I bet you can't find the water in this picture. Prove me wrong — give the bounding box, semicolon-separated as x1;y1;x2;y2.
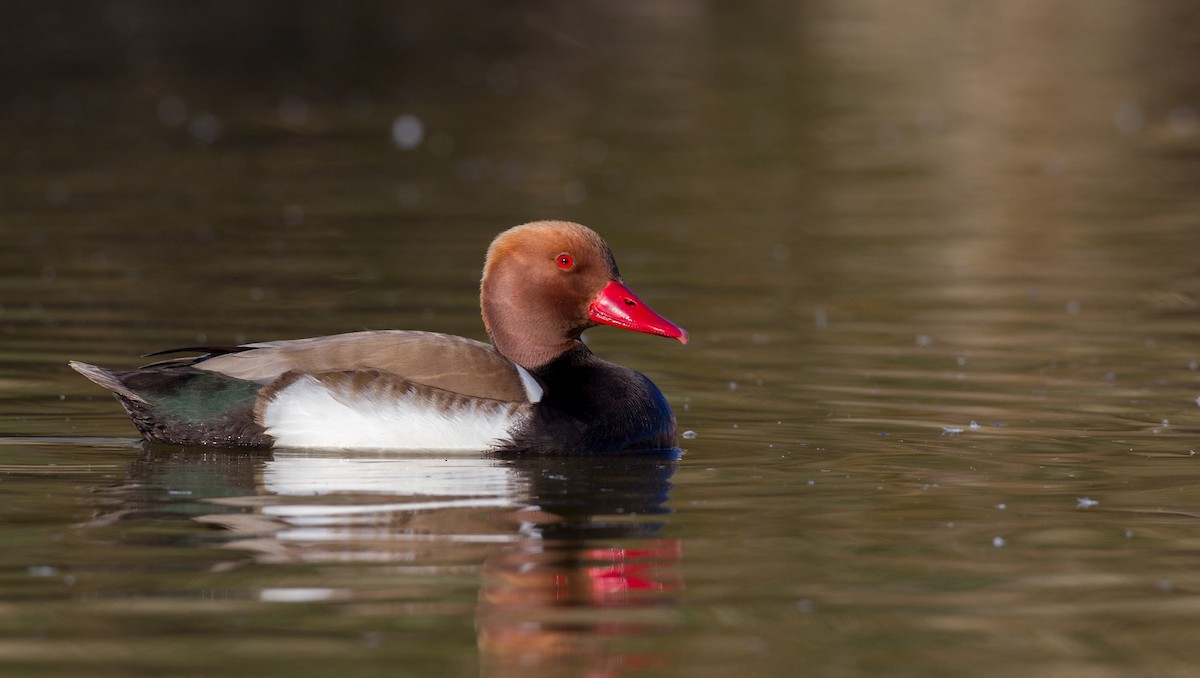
5;2;1200;676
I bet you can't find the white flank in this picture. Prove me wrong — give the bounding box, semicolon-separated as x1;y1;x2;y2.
262;375;521;450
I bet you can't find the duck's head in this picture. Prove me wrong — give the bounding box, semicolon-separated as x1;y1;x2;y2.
480;220;687;369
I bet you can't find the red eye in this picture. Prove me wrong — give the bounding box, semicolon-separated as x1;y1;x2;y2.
556;253;575;270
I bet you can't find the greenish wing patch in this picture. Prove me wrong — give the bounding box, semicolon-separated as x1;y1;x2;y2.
152;372;263;422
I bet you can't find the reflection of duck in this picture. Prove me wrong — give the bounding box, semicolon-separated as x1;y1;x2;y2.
90;446;681;676
477;537;682;678
70;221;687;454
202;449;680;565
476;454;683;678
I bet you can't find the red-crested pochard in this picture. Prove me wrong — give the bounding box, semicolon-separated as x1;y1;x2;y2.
70;221;688;454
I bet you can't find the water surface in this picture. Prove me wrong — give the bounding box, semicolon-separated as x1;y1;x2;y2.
4;2;1200;676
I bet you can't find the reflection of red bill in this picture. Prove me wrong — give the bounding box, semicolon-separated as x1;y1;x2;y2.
584;539;683;598
477;537;683;675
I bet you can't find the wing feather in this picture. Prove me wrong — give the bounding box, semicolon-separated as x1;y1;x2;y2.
195;330;536;403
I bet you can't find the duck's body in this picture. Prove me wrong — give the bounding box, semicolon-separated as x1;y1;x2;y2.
70;221;687;454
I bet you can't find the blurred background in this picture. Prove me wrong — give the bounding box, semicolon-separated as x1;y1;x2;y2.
5;2;1200;676
4;1;1200;348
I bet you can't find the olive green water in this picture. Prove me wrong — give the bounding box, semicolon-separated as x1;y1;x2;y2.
5;2;1200;676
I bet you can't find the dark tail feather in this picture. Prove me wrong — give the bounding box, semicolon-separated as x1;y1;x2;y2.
68;360;270;447
140;345;253;369
68;361;151;405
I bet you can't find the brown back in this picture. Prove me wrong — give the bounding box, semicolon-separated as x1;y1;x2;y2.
196;330;533;402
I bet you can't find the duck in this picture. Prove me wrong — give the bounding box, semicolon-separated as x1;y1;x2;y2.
69;220;688;454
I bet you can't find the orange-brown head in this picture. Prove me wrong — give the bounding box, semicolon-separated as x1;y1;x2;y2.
480;220;687;369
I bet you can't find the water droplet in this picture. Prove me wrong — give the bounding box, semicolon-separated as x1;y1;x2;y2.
1114;102;1144;135
1042;153;1066;176
157;95;187;127
581;138;608;164
486;61;520;95
188;112;223;144
278;96;310;126
281;204;303;226
1168;106;1198;136
681;430;697;440
563;181;586;204
46;182;70;205
397;183;421;206
391;114;424;150
992;536;1005;548
876;122;902;147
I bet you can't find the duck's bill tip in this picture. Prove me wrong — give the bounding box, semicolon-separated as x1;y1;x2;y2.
588;280;688;345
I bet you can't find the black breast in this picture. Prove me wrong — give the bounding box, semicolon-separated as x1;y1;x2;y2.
500;344;678;455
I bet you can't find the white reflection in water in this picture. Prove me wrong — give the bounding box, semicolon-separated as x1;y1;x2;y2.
206;451;534;555
262;450;523;499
